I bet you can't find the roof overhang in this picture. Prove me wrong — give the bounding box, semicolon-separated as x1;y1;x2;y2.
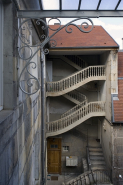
49;48;118;55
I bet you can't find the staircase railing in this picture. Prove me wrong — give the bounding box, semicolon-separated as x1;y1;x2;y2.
62;169;112;185
46;101;105;133
86;146;91;171
66;90;87;103
64;55;87;68
61;100;87;118
46;65;105;93
94;169;112;185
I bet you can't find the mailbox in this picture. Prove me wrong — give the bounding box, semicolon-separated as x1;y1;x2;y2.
66;156;78;166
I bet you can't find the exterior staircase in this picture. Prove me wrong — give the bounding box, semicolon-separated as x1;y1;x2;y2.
46;101;105;137
87;139;107;171
46;65;106;97
48;55;87;71
62;169;112;185
89;147;106;170
64;55;87;70
63;90;87;104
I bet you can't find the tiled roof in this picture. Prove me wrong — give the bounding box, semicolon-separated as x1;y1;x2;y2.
49;25;119;48
113;52;123;122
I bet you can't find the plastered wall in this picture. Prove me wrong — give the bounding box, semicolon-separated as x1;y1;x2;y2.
0;2;42;185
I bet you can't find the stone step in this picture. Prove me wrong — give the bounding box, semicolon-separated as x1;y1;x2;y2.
89;147;102;152
91;161;106;165
89;152;103;156
90;156;105;161
88;141;101;148
97;184;113;185
91;166;106;170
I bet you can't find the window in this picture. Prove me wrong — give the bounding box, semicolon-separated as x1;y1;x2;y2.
0;2;3;111
50;144;58;148
63;146;69;152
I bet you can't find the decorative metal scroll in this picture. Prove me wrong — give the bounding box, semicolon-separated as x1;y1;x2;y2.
18;17;93;95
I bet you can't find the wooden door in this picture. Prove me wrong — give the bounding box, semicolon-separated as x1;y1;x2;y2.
47;138;61;174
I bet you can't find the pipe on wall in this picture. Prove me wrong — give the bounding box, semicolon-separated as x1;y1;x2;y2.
41;49;45;185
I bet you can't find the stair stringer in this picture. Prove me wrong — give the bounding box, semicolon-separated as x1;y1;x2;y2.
63;94;80;104
46;112;105;137
46;76;106;97
48;55;83;70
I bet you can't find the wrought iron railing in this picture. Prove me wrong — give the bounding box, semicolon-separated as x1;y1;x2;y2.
86;146;91;171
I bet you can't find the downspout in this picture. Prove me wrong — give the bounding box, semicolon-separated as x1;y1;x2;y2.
41;48;45;185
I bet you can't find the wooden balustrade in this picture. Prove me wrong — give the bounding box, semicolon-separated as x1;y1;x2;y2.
46;66;105;93
46;101;105;133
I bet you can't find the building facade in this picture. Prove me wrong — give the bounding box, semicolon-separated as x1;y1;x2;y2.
0;1;123;185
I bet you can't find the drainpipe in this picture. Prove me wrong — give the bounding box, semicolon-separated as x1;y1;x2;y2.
41;48;45;185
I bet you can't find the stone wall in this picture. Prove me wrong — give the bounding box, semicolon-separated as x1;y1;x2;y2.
50;118;98;174
112;125;123;184
0;2;42;185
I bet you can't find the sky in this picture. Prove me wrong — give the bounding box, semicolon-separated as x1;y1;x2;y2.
43;0;123;49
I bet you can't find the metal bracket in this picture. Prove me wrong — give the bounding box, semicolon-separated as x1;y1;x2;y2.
18;17;94;95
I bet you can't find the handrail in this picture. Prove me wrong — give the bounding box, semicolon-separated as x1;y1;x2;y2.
46;101;105;133
46;65;105;93
86;146;91;171
61;100;87;118
62;169;111;185
64;55;87;68
66;90;87;102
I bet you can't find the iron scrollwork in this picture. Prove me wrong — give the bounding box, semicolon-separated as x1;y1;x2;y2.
18;17;93;95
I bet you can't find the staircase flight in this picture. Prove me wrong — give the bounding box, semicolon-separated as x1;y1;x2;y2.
63;90;87;104
46;101;105;137
46;65;106;97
